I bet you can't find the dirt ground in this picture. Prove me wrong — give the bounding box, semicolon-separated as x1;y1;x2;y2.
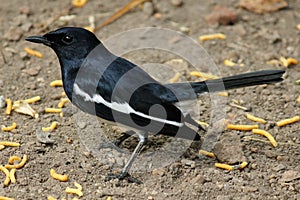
0;0;300;199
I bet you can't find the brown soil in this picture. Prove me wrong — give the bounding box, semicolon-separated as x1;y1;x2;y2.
0;0;299;199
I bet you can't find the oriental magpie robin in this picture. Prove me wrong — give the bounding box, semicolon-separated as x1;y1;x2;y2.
26;27;285;183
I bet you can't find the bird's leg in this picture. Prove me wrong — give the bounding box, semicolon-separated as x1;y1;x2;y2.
105;131;147;184
98;130;133;152
122;132;147;173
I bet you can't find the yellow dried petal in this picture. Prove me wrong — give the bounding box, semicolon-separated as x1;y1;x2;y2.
45;108;62;113
42;122;58;132
21;96;41;104
5;154;28;169
1;122;17;132
24;47;43;58
169;72;181;83
224;59;236;67
199;33;226;41
49;80;63;87
0;141;20;147
72;0;88;8
252;129;277;147
246;113;266;124
199;150;215;158
50;169;68;182
227;124;258;131
276;116;300;127
215;163;234;170
190;71;219;80
5;99;12;115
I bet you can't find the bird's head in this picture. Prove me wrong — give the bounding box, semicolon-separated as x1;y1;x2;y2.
26;27;101;62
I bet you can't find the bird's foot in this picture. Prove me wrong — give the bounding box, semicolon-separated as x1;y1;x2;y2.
105;172;142;184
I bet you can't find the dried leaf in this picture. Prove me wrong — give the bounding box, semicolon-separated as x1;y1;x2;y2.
12;101;39;118
36;130;55;144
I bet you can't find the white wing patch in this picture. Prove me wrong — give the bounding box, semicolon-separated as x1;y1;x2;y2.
73;83;183;127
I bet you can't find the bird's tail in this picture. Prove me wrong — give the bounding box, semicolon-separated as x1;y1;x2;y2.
192;69;285;94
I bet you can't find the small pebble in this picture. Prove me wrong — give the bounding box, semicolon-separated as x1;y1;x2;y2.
213;133;246;164
276;155;283;161
23;66;41;76
62;107;76;117
143;2;154;16
190;174;206;184
264;149;278;158
153;13;162;19
152;168;166;176
250;164;257;171
179;26;190;34
216;195;232;200
0;95;5;108
242;186;258;193
171;0;183;7
205;5;238;25
77;121;87;129
20;51;28;60
181;159;196;168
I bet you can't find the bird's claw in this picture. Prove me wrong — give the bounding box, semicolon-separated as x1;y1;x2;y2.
105;172;142;184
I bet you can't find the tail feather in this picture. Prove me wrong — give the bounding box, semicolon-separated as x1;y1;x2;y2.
163;70;285;102
203;69;285;92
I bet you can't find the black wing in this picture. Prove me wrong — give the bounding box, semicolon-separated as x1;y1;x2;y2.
72;57;200;140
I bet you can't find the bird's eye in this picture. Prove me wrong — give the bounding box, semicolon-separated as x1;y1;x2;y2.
62;35;73;44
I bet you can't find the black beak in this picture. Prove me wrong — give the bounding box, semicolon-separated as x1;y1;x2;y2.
25;35;52;46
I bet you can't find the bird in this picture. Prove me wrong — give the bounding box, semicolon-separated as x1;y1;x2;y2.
26;27;285;184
